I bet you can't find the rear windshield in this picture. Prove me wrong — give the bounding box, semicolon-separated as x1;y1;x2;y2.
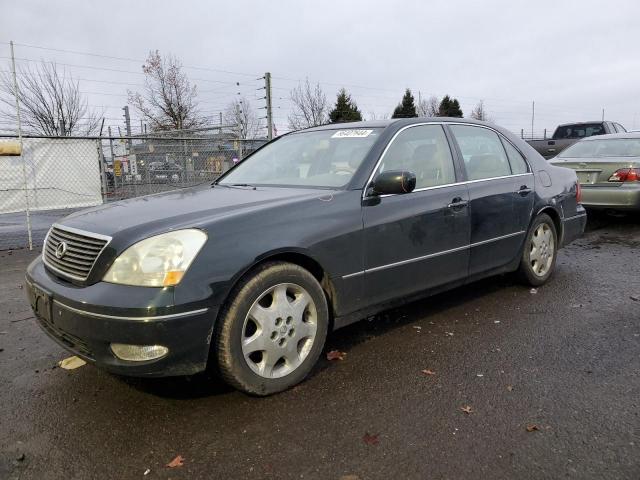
559;138;640;158
554;124;605;139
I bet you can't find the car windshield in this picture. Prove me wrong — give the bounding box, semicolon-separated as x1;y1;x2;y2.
559;138;640;158
218;128;381;188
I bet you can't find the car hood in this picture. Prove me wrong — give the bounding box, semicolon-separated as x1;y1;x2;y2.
59;185;337;238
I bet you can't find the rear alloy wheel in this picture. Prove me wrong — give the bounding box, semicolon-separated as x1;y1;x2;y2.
518;213;558;286
214;262;328;395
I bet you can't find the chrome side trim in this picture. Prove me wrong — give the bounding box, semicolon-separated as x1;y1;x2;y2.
468;230;526;248
54;300;209;321
563;212;588;221
340;230;526;279
42;223;113;282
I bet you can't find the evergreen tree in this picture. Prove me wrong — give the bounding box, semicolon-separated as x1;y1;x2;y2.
438;95;452;116
438;95;463;117
449;98;463;117
391;88;418;118
328;89;362;123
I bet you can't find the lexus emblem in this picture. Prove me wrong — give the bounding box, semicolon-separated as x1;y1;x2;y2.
55;241;68;259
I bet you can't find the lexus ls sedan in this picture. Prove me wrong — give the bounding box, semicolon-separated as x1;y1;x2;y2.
26;118;586;395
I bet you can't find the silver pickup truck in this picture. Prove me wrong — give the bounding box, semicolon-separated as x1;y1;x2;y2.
527;121;626;159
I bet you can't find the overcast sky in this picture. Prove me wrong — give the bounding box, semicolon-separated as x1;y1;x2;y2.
2;0;639;136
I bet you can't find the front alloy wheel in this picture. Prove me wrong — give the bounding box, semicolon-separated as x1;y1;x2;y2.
242;283;318;379
214;262;329;395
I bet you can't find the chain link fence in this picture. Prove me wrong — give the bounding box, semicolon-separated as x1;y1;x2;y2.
0;134;266;250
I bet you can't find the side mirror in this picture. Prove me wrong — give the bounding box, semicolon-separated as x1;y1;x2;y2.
370;170;416;196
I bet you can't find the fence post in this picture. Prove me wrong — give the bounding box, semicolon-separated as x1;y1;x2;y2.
97;138;108;203
10;40;33;250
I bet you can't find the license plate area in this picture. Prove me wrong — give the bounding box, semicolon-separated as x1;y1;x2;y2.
576;170;600;185
29;283;53;323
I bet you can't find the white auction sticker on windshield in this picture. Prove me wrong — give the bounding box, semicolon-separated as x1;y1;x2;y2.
331;129;373;138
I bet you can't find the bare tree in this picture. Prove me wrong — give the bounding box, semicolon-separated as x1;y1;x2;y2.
0;61;101;136
128;50;203;131
224;97;263;139
367;111;389;121
288;79;328;131
470;100;492;122
417;95;440;117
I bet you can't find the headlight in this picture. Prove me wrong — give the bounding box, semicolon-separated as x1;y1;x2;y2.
103;229;207;287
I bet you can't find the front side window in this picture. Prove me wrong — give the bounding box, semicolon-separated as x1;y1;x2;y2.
376;124;456;189
450;125;511;181
219;128;381;188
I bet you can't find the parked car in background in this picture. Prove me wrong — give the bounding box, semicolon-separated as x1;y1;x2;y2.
26;118;586;395
549;133;640;211
527;121;625;159
148;161;183;183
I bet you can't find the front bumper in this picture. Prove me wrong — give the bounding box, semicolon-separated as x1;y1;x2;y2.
25;258;218;377
580;184;640;211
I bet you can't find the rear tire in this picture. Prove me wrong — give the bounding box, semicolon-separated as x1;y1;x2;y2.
517;213;558;287
214;261;329;396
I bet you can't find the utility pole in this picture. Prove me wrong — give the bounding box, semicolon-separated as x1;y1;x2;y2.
265;72;273;140
122;106;132;136
530;101;535;139
601;108;605;121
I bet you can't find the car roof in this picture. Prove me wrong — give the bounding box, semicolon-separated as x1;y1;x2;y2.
556;121;611;127
580;132;640;141
299;117;500;133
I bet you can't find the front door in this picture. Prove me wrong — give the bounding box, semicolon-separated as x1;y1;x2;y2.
362;124;470;305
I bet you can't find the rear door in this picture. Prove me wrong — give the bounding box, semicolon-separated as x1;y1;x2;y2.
361;124;470;304
448;124;529;276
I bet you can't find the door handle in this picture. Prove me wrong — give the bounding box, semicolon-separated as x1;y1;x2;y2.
517;185;532;196
447;197;468;209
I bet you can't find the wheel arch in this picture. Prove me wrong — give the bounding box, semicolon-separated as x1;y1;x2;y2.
222;248;338;324
534;205;563;244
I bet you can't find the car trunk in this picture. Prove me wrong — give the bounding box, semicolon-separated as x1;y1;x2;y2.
551;157;640;186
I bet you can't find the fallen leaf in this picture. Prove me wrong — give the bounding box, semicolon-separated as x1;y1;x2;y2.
340;475;361;480
327;350;346;361
526;424;539;432
166;455;185;468
506;385;513;392
460;405;473;414
630;295;639;302
58;356;86;370
362;432;379;445
421;369;436;376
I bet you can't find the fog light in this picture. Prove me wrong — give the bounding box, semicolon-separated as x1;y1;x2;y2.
111;343;168;361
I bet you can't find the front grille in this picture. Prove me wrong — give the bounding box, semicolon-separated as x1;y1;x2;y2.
43;225;110;281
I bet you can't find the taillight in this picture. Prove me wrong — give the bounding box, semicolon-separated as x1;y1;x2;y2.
608;168;640;182
575;181;582;203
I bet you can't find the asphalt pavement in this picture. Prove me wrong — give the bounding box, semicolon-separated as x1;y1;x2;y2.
0;213;639;479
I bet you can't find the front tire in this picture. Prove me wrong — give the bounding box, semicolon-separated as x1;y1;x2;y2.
517;213;558;286
214;261;329;396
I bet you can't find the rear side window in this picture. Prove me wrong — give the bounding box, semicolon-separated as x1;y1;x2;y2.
377;124;456;189
501;138;529;174
614;123;626;133
450;125;511;181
